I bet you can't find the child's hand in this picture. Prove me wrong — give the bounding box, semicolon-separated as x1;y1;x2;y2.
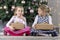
32;26;35;29
41;22;48;24
9;26;14;30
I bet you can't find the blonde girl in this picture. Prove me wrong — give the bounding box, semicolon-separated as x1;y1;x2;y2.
31;4;58;37
4;6;30;36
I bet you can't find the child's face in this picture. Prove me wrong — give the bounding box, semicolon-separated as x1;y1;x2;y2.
16;7;24;16
38;8;43;15
38;8;46;16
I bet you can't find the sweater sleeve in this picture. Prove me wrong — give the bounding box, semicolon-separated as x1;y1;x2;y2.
23;17;27;27
6;16;15;27
32;15;38;28
48;16;53;24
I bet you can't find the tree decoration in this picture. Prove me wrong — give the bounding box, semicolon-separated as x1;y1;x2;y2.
11;5;15;9
21;0;25;4
30;9;34;13
25;11;27;13
42;0;48;2
6;11;9;14
28;6;31;9
32;2;35;5
35;3;38;6
3;5;7;9
40;0;43;2
14;0;17;3
33;0;36;2
0;6;2;9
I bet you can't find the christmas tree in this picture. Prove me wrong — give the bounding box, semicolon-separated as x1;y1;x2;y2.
0;0;48;26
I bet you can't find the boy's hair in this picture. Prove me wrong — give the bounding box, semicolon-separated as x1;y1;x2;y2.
14;6;24;16
38;4;50;13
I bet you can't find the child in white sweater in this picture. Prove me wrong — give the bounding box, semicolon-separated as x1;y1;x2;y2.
4;6;30;36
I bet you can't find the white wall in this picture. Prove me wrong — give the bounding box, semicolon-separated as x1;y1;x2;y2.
48;0;60;33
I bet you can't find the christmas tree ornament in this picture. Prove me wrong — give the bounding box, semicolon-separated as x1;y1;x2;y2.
30;9;34;13
12;5;15;9
14;0;17;2
28;6;31;9
25;11;27;13
33;0;36;2
21;0;25;4
6;11;9;14
42;0;47;2
32;2;35;5
0;7;2;9
4;6;7;9
40;0;43;2
11;8;14;11
35;3;38;6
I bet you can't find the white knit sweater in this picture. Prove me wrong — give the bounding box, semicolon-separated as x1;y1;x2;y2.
6;16;27;27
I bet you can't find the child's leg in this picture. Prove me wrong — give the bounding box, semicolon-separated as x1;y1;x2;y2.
8;26;31;36
3;26;30;36
42;30;58;37
30;29;37;36
3;27;10;35
51;30;58;37
17;26;31;36
4;27;24;36
3;30;7;35
4;26;26;36
24;26;31;36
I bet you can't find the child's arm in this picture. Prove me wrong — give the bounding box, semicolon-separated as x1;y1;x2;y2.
32;15;38;28
6;16;15;27
49;16;53;24
23;17;27;27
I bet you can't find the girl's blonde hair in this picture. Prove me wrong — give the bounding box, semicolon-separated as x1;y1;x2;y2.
14;6;24;16
38;4;50;13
